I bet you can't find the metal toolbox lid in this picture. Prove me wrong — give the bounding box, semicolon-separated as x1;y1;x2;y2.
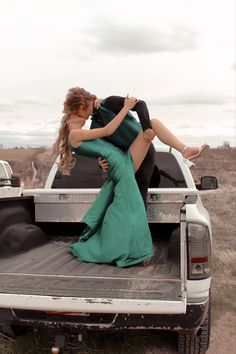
34;193;98;204
25;188;198;205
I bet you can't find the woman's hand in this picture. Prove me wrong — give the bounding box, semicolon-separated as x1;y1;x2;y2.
124;95;138;110
94;98;101;109
98;157;109;172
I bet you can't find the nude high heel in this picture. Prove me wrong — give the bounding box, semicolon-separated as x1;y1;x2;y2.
182;144;209;167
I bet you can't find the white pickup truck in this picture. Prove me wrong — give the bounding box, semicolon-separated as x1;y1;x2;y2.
0;160;22;198
0;146;218;353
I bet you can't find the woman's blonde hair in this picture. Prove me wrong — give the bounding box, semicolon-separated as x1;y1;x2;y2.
52;87;96;175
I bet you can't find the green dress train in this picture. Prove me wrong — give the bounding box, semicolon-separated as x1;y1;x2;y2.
69;138;154;267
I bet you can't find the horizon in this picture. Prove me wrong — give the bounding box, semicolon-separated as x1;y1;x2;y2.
0;140;235;150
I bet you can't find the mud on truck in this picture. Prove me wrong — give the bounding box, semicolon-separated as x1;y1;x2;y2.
0;146;218;353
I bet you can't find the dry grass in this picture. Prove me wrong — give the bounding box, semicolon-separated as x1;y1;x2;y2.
0;147;235;353
0;147;52;188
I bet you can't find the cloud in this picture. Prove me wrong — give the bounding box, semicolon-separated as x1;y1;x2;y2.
171;133;236;147
0;129;55;147
0;99;14;112
176;124;208;129
0;129;54;138
223;109;236;113
15;95;52;106
0;95;52;113
47;120;60;126
83;19;199;56
148;94;234;106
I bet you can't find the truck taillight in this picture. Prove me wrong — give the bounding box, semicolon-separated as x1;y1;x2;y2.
187;223;211;280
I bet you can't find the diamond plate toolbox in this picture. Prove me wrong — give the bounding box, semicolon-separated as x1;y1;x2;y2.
35;192;98;222
34;189;198;223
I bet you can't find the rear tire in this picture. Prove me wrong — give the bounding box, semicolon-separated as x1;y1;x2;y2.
177;304;211;354
0;322;27;338
0;322;15;338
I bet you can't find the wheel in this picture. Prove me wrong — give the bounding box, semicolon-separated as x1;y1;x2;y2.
0;322;27;338
0;322;15;338
177;305;211;354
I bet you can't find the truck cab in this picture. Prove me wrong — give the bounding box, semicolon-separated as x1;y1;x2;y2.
0;160;13;186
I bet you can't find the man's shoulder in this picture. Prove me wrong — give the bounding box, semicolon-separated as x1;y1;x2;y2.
102;96;124;114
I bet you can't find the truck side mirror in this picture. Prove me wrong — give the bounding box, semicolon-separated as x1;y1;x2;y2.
198;176;218;190
11;175;21;187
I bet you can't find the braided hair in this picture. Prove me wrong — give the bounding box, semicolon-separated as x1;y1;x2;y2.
52;87;96;175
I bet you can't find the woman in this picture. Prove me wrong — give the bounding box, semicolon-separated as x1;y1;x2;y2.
53;87;208;267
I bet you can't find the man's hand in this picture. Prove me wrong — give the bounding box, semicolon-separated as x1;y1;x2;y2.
98;157;109;172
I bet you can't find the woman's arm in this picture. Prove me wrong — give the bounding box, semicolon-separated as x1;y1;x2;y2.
69;97;138;146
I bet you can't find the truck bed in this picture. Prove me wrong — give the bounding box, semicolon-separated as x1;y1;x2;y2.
0;239;181;301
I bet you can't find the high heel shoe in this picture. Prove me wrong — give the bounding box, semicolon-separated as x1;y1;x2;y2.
182;144;209;167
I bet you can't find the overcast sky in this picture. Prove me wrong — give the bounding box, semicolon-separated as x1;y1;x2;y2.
0;0;235;148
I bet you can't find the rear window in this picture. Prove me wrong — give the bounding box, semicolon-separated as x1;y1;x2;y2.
52;155;103;189
150;152;187;188
4;163;12;178
52;151;186;189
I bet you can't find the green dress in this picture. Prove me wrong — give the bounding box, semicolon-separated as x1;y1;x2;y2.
69;138;154;267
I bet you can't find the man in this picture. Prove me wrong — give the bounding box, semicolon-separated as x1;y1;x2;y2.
90;95;156;205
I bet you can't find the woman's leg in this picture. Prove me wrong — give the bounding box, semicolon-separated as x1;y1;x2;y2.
129;129;155;172
129;118;208;172
150;118;204;159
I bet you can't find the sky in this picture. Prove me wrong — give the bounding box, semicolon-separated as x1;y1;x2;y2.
0;0;235;148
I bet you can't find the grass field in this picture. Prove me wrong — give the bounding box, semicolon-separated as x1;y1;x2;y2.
0;147;235;353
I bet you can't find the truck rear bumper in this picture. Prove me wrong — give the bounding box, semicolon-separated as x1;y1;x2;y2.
0;291;186;315
0;299;209;334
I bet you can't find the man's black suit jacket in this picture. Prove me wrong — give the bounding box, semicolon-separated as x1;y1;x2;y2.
91;96;155;205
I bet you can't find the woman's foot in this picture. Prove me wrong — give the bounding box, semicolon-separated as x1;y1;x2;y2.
182;144;209;160
137;257;154;267
181;144;209;167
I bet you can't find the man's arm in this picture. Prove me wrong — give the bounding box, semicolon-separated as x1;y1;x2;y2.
104;96;152;131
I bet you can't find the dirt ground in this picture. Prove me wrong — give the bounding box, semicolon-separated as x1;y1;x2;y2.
0;147;235;353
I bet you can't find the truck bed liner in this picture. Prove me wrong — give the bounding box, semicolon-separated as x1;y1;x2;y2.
0;240;180;301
